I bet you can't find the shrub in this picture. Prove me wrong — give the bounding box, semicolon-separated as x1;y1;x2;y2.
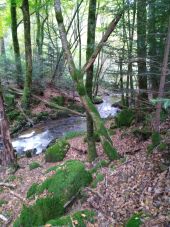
45;139;70;162
4;94;15;106
115;109;134;127
152;132;161;147
46;210;96;227
51;96;65;106
7;110;20;122
27;183;39;198
125;213;142;227
29;162;41;170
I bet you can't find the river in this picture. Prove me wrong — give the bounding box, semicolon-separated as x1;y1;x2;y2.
12;95;120;155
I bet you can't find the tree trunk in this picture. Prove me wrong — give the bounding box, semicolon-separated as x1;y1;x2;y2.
21;0;32;109
10;0;23;86
85;0;97;161
55;0;121;160
137;0;147;101
154;19;170;132
0;83;16;166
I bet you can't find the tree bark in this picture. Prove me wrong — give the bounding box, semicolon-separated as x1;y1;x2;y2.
0;83;16;166
86;0;97;161
10;0;23;86
55;0;121;160
21;0;32;109
154;19;170;132
137;0;147;101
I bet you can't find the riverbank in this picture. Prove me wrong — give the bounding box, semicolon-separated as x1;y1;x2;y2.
0;124;169;226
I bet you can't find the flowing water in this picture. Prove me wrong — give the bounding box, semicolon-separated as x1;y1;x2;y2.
12;95;120;155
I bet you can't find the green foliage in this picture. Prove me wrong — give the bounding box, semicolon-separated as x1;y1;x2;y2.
27;160;92;205
27;183;39;199
152;132;161;147
158;142;167;151
125;213;142;227
132;128;152;141
7;110;20;122
77;81;86;96
147;144;155;154
51;96;65;106
6;175;16;182
29;162;41;170
64;131;85;140
115;109;134;127
0;199;7;207
151;98;170;109
91;173;104;188
46;210;96;227
4;93;15;106
36;111;49;121
13;197;64;227
45;139;70;162
103;141;119;160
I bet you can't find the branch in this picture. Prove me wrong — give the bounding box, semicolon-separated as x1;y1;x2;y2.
0;182;16;189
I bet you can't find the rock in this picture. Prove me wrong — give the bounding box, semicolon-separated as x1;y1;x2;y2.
45;139;70;162
111;101;123;109
92;96;103;104
15;160;92;226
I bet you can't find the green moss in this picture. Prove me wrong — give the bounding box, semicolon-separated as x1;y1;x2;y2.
28;160;92;205
125;213;142;227
152;132;161;147
27;183;39;198
29;162;41;170
91;173;104;188
103;141;119;160
51;96;65;106
7;110;20;122
4;94;15;106
77;81;86;96
46;210;96;227
115;109;134;127
158;142;167;151
45;139;70;162
13;196;64;227
0;199;7;207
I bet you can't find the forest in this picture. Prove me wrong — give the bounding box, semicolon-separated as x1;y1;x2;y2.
0;0;170;226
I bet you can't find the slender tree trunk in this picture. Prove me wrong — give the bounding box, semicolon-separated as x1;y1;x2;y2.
137;0;147;101
154;20;170;132
55;0;121;160
10;0;23;86
0;82;16;166
85;0;97;161
21;0;32;109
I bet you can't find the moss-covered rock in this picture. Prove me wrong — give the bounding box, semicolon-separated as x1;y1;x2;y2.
92;96;103;104
45;139;70;162
46;210;96;227
115;109;134;127
16;161;92;226
29;162;41;170
13;197;64;227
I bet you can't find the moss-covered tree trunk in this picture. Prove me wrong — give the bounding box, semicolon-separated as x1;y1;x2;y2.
137;0;148;101
21;0;32;109
0;82;16;166
55;0;120;160
85;0;97;161
10;0;23;87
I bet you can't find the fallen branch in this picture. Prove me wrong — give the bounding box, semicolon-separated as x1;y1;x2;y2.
16;101;34;126
85;187;104;200
9;86;85;117
0;182;16;189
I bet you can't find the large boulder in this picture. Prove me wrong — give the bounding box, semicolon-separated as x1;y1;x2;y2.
14;160;92;226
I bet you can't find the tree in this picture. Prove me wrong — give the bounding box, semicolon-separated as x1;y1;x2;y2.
10;0;23;86
21;0;32;109
85;0;97;161
55;0;121;160
0;82;16;166
137;0;147;102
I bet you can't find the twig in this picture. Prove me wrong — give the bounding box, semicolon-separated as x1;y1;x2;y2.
70;216;76;227
0;182;16;189
9;190;28;205
85;187;104;200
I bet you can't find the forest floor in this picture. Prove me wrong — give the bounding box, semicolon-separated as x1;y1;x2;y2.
0;125;170;226
0;86;170;226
